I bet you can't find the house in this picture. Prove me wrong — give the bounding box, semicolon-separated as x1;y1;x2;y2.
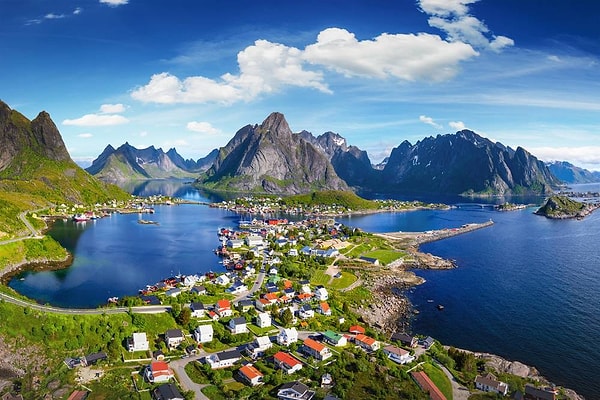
283;287;296;297
165;288;182;297
127;332;149;352
145;361;175;383
226;239;244;248
194;325;213;343
318;302;331;316
383;345;415;365
411;371;447;400
203;349;242;369
237;299;254;312
269;267;279;275
239;364;264;386
215;299;233;317
314;287;329;301
256;312;271;328
265;283;279;293
226;280;248;294
277;327;298;346
348;325;365;335
165;329;184;349
296;292;313;302
228;317;248;334
298;304;315;319
302;338;332;361
321;330;347;347
288;248;298;256
524;384;557;400
273;351;303;374
255;298;271;312
475;373;509;395
246;336;273;359
141;295;161;305
189;302;205;318
83;352;107;366
152;383;184;400
215;274;231;286
277;381;315;400
245;235;264;247
391;332;417;348
153;350;165;361
207;310;219;321
421;336;435;350
191;285;207;295
359;256;380;266
321;373;333;387
354;334;380;352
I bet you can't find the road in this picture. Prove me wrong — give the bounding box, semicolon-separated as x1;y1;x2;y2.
434;360;470;400
170;355;210;400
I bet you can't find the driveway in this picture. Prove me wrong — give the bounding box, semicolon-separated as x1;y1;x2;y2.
170;355;210;400
434;360;470;400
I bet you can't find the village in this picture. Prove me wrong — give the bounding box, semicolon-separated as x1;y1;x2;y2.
55;212;563;400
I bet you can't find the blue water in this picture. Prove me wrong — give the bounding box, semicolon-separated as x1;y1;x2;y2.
9;181;600;398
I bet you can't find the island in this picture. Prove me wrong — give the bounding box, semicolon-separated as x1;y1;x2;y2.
535;195;600;219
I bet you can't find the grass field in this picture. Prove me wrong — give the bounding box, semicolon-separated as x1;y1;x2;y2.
361;249;407;265
422;363;453;400
311;270;357;290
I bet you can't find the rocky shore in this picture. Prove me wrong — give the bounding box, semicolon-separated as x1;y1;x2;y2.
0;253;73;284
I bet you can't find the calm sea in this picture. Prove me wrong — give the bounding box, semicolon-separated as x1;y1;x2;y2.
9;181;600;398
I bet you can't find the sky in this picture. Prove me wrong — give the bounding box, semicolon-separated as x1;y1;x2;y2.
1;0;600;171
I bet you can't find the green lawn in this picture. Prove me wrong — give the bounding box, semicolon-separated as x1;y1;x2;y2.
361;249;406;265
310;270;331;286
422;363;453;400
330;271;358;290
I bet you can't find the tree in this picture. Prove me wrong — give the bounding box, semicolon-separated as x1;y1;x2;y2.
177;307;191;326
281;308;293;326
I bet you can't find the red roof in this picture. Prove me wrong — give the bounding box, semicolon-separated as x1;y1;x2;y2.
355;333;377;346
349;325;365;334
151;361;169;372
216;299;231;309
274;351;301;367
239;364;263;380
411;371;447;400
319;302;330;312
303;338;326;352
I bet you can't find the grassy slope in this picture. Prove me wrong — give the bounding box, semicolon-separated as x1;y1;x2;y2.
280;190;379;209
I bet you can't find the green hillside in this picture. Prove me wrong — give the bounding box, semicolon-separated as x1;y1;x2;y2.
280;190;379;209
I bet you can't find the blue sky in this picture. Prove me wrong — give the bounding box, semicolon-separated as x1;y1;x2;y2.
2;0;600;170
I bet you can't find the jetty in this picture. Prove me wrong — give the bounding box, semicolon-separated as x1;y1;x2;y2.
375;220;494;246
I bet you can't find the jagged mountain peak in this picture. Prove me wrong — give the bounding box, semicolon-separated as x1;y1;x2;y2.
259;112;292;136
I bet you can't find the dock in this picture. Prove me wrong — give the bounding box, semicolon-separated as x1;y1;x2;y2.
376;220;494;246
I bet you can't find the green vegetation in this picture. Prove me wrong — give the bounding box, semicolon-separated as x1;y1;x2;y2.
421;362;453;400
0;236;68;270
280;190;379;210
535;195;588;218
362;249;407;265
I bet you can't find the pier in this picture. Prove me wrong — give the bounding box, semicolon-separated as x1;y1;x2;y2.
375;220;494;246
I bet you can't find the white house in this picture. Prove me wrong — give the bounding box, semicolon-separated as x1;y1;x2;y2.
322;330;347;347
194;325;214;343
274;351;303;374
127;332;149;352
215;299;233;318
204;349;242;369
317;302;331;316
288;248;298;256
226;280;248;294
354;334;380;352
383;345;415;365
239;364;264;386
226;239;244;248
256;312;272;328
228;317;248;334
245;235;264;247
277;327;298;346
314;287;328;301
145;361;174;383
165;329;184;349
190;302;205;318
298;304;314;320
302;338;332;361
475;373;509;396
246;336;273;359
277;381;315;400
215;274;231;286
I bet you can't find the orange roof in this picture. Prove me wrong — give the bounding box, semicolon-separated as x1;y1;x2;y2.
259;298;270;305
151;361;169;372
320;302;330;312
239;364;263;380
283;279;293;289
297;293;312;300
411;371;447;400
216;299;230;309
274;351;301;367
264;293;279;301
279;295;290;302
349;325;365;334
303;338;326;352
355;333;377;346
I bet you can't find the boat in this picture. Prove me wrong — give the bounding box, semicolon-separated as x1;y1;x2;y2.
437;304;444;310
72;214;89;222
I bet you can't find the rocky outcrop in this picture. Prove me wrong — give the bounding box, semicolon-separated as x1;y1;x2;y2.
200;112;348;194
381;130;560;195
535;195;599;219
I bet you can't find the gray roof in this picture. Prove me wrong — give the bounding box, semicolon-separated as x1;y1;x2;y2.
232;316;247;324
153;383;183;400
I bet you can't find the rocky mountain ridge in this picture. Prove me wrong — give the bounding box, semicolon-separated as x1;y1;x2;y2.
546;161;600;184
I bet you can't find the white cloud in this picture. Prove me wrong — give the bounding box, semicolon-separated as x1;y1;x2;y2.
99;103;126;113
419;115;442;129
530;146;600;171
63;114;129;126
449;121;466;130
419;0;513;52
99;0;128;6
304;28;477;82
187;121;221;135
78;133;93;138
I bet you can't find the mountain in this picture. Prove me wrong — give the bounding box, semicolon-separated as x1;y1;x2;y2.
198;112;347;194
381;130;560;195
0;100;128;237
546;161;600;184
298;131;376;188
86;143;214;182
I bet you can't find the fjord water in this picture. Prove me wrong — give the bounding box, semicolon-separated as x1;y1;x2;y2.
9;181;600;398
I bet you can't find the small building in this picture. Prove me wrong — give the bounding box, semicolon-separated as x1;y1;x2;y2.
165;288;182;297
298;304;315;319
152;383;184;400
204;349;242;369
475;373;509;396
318;302;331;316
194;325;214;343
228;317;248;334
348;325;365;335
359;256;380;266
322;330;347;347
288;248;298;256
239;364;264;386
226;280;248;294
277;381;315;400
83;352;107;366
321;373;333;387
226;239;244;248
191;285;207;295
246;336;273;359
153;350;165;361
314;287;329;301
145;361;175;383
421;336;435;350
277;327;298;346
273;351;303;374
524;384;557;400
354;334;380;352
411;371;447;400
127;332;149;352
165;329;184;349
237;299;254;312
215;274;231;286
245;235;264;247
256;312;272;328
215;299;233;318
190;302;205;318
391;332;417;348
302;338;332;361
383;345;415;365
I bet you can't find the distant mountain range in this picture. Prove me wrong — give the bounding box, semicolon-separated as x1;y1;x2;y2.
86;143;217;182
546;161;600;184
